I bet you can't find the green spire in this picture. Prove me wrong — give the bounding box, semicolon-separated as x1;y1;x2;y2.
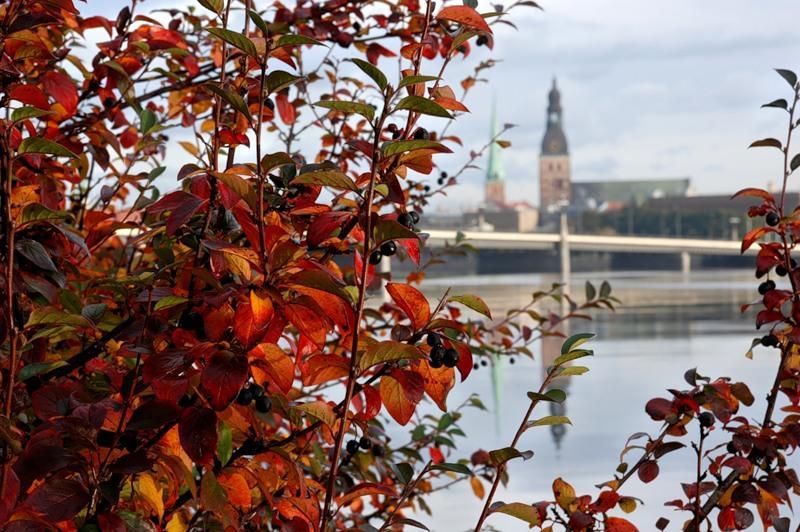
486;99;504;182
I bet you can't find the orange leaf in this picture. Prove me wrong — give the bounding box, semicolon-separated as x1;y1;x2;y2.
337;482;396;507
219;472;251;510
249;343;295;394
233;302;268;349
380;370;424;425
250;289;274;328
606;516;639;532
470;476;485;500
436;6;492;33
386;282;430;330
418;359;455;411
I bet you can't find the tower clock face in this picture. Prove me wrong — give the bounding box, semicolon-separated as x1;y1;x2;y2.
549;140;562;153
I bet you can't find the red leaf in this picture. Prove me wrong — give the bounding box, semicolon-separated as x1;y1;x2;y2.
9;85;50;110
436;6;492;33
24;478;89;522
386;282;430;330
201;350;249;410
233;302;268;349
365;43;396;65
147;191;207;236
638;459;659;483
741;226;772;253
429;446;445;464
42;71;78;115
179;407;218;466
284;302;328;348
249;343;295;394
605;516;639;532
380;369;424;425
645;397;673;421
276;90;296;125
731;187;775;203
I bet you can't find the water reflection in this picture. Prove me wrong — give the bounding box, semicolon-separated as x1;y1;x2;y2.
414;270;790;530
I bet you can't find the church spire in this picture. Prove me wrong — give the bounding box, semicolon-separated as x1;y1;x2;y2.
486;99;504;182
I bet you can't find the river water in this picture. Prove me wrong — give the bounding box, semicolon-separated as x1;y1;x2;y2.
403;269;788;531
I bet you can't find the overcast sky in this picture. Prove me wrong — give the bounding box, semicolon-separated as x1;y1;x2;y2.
87;0;800;213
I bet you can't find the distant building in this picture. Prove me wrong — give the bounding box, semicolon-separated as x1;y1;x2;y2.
572;178;691;212
539;79;571;214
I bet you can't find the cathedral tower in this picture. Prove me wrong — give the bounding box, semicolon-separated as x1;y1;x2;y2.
539;78;571;213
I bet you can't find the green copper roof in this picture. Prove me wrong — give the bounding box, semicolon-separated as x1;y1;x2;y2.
486;99;504;182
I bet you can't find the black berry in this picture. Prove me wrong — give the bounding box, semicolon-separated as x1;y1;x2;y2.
473;363;479;370
264;98;275;111
727;442;738;454
236;387;253;406
359;436;371;450
430;346;444;368
413;128;429;140
509;358;515;365
409;211;420;225
352;21;361;31
480;359;488;367
398;212;414;228
250;384;264;398
761;334;779;347
369;251;382;265
179;311;203;332
758;280;776;295
427;333;442;347
371;443;384;457
440;171;448;179
255;396;272;413
476;35;488;46
776;264;788;276
423;185;430;192
766;212;780;226
698;412;715;428
380;241;397;256
443;348;459;368
346;439;360;454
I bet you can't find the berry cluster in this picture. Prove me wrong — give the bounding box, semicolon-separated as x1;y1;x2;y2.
236;383;272;413
369;240;398;265
345;435;383;457
427;333;459;369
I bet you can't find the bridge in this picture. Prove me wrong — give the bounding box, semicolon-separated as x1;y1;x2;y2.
418;213;752;279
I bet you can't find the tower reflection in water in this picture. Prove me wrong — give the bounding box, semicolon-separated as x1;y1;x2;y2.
541;324;571;450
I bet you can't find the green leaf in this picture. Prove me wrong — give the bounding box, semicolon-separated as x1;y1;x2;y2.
15;238;57;271
276;34;325;47
217;423;232;464
261;152;293;173
11;107;52;122
490;502;540;526
358;341;425;371
205;82;252;122
248;11;269;36
762;98;788;110
585;281;596;301
153;295;188;311
526;415;571;429
207;27;258;57
599;280;611;298
25;307;92;329
561;333;594;354
373;219;418;245
776;68;798;88
431;462;472;475
265;70;302;94
395;95;452;118
314;100;375;121
18;361;67;382
292;170;358;192
398;75;439;89
381;139;451;157
556;365;589;376
18;138;78;159
198;0;223;14
390;462;415;484
527;388;567;403
488;447;533;466
448;294;491;319
140;108;156;134
791;153;800;173
349;58;388;91
20;204;71;224
552;349;592;366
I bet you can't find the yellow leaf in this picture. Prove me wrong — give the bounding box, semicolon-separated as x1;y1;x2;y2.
138;473;164;519
470;476;485;499
166;513;187;532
